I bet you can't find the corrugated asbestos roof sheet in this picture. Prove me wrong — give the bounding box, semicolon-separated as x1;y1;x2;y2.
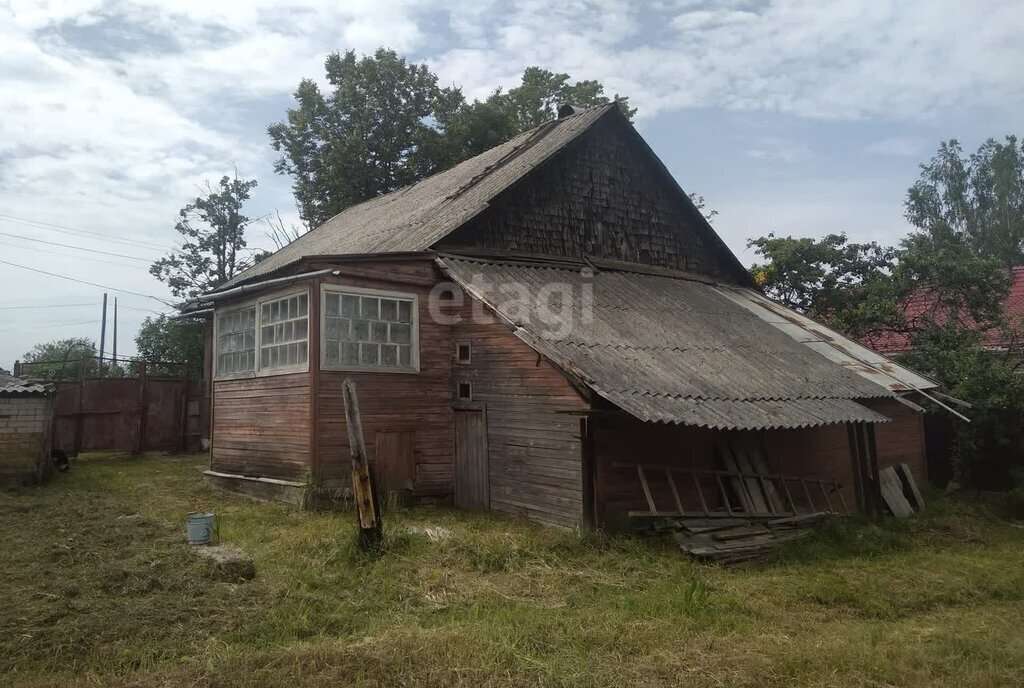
0;375;51;396
216;105;617;292
713;286;939;393
438;256;893;430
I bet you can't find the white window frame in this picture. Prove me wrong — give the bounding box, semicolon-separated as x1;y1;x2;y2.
213;286;311;380
320;284;420;374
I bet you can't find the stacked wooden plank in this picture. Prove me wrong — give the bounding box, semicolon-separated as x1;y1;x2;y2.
656;513;827;564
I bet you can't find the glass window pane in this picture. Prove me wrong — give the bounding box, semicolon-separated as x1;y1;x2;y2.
326;341;340;363
325;294;340;316
298;295;308;317
398;301;412;323
380;299;398;321
361;297;379;320
370;321;388;343
381;344;398;366
390;323;411;345
398;345;411;367
341;342;359;364
341;295;359;317
360;343;379;365
352;319;369;342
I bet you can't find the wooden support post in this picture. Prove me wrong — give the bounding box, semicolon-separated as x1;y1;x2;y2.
846;423;866;513
308;279;322;485
342;379;382;549
865;424;882;521
579;417;596;533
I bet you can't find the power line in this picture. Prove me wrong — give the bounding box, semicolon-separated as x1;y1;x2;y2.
0;258;171;304
0;319;98;334
0;302;97;310
0;213;173;252
0;230;153;262
0;239;151;271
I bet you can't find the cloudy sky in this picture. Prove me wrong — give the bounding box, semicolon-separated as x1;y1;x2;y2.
1;0;1023;368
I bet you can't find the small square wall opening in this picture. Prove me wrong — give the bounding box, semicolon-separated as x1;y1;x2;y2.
457;381;472;400
456;341;471;364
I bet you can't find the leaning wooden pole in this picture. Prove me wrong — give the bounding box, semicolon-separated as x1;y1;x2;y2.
342;379;383;549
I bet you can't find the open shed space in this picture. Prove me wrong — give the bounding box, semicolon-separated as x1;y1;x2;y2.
2;454;1024;688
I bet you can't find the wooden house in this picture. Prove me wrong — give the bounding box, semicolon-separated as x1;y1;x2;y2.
198;104;939;529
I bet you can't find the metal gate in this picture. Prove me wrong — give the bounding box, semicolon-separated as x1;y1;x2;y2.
18;359;207;455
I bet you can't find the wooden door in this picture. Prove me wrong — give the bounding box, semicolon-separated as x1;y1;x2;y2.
454;409;489;510
375;430;415;493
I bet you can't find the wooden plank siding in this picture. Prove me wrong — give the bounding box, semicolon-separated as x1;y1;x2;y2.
592;415;720;531
211;373;311;480
761;399;927;513
314;264;454;495
451;303;589;528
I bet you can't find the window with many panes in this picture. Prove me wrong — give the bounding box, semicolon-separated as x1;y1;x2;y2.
323;288;417;371
260;293;309;370
216;305;256;374
215;290;310;378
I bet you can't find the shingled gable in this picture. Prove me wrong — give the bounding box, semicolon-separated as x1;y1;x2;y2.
214;104;753;292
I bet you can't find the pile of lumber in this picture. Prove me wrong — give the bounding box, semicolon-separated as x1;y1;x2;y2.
654;513;828;564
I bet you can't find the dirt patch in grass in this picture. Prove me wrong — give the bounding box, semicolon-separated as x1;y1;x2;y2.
2;454;1023;687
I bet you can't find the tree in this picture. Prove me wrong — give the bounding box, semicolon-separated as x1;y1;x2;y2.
269;49;635;227
135;315;204;377
21;337;96;380
151;174;260;300
747;233;898;336
906;136;1024;266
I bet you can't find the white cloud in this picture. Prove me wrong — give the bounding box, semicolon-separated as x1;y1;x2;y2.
746;137;814;163
2;0;1023;365
865;136;928;158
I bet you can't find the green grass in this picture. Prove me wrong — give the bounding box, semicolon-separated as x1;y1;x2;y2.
2;453;1023;687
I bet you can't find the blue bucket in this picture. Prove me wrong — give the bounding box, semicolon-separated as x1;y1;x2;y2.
186;512;216;545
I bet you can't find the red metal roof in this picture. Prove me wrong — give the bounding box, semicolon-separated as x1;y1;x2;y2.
864;266;1024;354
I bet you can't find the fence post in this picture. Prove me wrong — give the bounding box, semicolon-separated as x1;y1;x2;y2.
134;361;148;454
178;362;190;453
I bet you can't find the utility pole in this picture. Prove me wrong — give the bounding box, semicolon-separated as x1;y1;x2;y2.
99;292;108;375
112;297;118;367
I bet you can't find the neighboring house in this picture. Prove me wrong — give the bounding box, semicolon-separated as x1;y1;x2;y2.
197;104;938;529
864;266;1024;356
0;375;54;487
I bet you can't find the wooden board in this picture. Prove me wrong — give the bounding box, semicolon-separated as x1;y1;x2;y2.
897;462;925;511
454;409;489;510
879;466;914;518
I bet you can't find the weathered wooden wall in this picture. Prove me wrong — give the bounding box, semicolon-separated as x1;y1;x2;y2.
314;262;453;496
439;115;746;284
592;415;719;530
593;400;927;529
762;399;926;511
211;373;310;480
451;303;588;528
